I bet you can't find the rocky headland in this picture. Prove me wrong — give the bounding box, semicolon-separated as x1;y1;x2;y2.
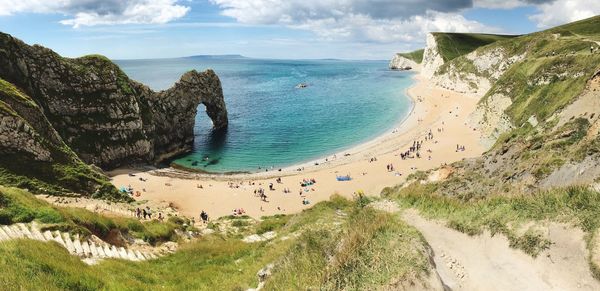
389;54;417;70
0;32;228;198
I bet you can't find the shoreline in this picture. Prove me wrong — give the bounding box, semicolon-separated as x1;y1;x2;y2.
166;71;418;177
109;68;487;220
129;71;418;181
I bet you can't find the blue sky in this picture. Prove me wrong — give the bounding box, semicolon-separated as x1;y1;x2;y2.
0;0;597;60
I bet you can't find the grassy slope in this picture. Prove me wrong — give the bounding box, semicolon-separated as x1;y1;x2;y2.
432;32;517;62
265;200;431;290
383;183;600;277
0;193;432;290
398;49;424;64
485;15;600;127
425;16;600;194
482;17;600;178
378;15;600;276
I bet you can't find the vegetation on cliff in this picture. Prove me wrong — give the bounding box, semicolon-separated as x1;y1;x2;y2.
398;49;424;64
432;32;517;62
378;15;600;279
0;78;125;200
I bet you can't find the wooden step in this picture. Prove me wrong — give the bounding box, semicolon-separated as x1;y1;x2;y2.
89;241;100;257
72;234;84;255
118;247;128;259
1;225;16;238
42;230;54;241
135;250;146;260
127;249;138;261
17;224;34;239
30;225;46;241
53;231;66;247
110;245;120;258
62;232;76;254
9;225;24;238
103;245;114;258
0;226;9;241
81;240;92;257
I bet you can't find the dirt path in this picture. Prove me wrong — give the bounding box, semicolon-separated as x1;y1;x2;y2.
402;209;600;291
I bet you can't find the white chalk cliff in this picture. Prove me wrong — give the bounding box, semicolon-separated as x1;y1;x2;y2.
421;34;445;78
389;54;418;70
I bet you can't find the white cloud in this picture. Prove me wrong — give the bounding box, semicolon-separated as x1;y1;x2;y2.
211;0;474;23
528;0;600;28
210;0;501;43
0;0;190;27
292;12;499;43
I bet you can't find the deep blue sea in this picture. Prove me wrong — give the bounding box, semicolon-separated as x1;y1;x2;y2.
115;56;413;173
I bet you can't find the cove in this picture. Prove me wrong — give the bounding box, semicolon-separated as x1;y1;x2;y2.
116;57;414;173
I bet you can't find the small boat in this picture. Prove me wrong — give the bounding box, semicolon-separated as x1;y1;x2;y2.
295;83;308;89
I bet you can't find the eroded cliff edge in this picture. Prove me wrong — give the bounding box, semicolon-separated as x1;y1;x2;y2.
0;32;228;198
0;32;227;169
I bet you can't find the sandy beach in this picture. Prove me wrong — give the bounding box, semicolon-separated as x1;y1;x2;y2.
109;72;486;220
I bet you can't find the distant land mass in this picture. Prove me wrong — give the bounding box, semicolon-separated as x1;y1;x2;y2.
185;54;247;59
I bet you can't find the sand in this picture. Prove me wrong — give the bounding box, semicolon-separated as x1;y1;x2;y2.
109;73;486;220
403;209;600;290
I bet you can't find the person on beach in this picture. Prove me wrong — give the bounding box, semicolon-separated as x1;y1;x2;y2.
200;211;209;224
136;208;141;219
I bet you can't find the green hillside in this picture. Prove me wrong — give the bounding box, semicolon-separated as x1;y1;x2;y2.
385;15;600;276
482;15;600;127
398;49;424;64
0;189;432;290
432;32;518;61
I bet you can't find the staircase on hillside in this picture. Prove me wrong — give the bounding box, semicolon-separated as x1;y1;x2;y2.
0;222;166;264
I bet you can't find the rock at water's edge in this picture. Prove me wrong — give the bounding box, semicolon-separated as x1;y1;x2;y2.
389;54;417;71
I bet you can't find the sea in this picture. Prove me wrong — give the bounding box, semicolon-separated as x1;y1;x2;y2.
115;56;414;173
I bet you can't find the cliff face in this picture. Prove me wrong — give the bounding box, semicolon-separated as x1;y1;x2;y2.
0;32;228;169
411;16;600;197
0;78;123;199
421;34;445;78
389;54;417;70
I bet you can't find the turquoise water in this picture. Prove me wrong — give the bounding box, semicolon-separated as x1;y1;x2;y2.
116;57;413;173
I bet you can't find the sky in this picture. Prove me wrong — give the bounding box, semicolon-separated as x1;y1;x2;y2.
0;0;598;60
